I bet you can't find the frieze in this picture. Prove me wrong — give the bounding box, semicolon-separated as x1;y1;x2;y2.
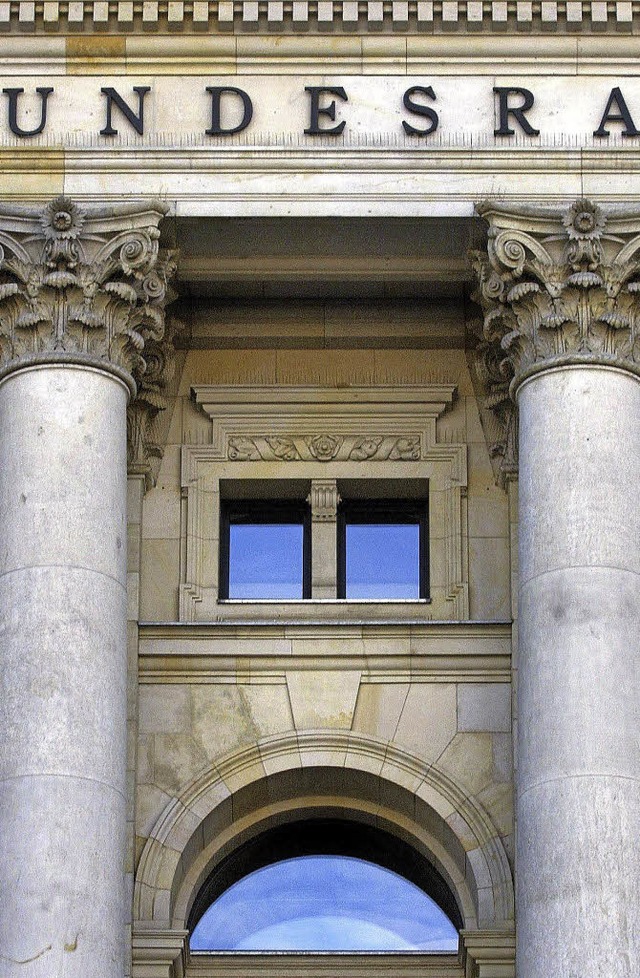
2;83;640;144
227;434;421;461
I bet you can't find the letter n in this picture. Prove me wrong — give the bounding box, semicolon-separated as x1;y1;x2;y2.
100;87;150;136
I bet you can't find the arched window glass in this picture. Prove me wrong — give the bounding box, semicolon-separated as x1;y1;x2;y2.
190;854;459;952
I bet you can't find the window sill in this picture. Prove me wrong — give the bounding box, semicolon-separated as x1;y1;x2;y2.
209;599;434;625
187;950;462;978
218;599;432;604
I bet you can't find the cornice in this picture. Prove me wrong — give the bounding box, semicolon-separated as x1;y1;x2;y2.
1;0;639;34
2;33;640;74
186;953;464;978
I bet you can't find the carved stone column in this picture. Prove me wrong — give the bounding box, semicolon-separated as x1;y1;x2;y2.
472;199;640;978
0;197;175;978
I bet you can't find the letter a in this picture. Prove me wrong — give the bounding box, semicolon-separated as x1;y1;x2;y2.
593;87;640;138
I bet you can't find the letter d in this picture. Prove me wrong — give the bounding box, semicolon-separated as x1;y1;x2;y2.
205;87;253;136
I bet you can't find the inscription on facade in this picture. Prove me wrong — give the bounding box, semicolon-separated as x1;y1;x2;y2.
1;83;638;140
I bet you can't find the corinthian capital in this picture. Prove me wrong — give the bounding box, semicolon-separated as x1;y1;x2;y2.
0;196;179;485
0;195;177;392
471;199;640;393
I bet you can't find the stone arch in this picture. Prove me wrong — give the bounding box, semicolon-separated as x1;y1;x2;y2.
133;731;514;935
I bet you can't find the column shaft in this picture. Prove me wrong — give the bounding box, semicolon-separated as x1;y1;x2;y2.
0;365;129;978
516;365;640;977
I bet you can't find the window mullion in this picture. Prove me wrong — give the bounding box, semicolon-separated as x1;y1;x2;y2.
307;479;340;599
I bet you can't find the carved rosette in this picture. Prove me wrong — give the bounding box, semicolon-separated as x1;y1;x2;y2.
0;196;178;481
471;199;640;394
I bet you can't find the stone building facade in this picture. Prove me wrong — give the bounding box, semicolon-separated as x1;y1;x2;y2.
0;5;638;978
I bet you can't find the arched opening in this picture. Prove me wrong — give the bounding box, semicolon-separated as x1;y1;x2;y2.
133;732;515;940
188;817;462;952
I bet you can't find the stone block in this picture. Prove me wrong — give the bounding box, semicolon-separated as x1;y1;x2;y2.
492;732;514;782
286;670;362;730
393;683;457;761
153;734;210;794
142;488;181;540
437;732;494;797
137;735;155;783
468;537;511;621
477;780;514;837
139;538;180;622
467;492;509;540
240;684;295;739
191;685;262;760
139;685;190;735
457;683;511;732
352;682;410;741
136;783;174;838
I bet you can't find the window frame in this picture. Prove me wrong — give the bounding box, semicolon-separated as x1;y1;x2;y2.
219;499;312;601
336;498;430;601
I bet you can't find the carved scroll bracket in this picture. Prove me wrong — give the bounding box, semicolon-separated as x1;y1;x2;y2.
307;479;341;522
0;195;180;486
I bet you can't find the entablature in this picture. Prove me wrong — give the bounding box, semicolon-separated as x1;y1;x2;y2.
138;620;513;683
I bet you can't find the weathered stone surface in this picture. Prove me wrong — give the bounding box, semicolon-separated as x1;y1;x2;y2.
516;355;640;974
0;365;129;978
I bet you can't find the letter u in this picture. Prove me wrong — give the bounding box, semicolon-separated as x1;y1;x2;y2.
3;87;53;137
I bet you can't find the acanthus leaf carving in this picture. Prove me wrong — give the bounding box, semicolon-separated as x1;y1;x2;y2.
127;316;184;489
265;436;300;461
388;436;421;460
225;433;423;462
349;437;383;460
0;196;180;486
469;198;640;484
471;199;640;393
228;436;261;461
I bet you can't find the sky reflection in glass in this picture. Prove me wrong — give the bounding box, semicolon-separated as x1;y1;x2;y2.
228;523;304;599
345;524;420;599
190;855;458;952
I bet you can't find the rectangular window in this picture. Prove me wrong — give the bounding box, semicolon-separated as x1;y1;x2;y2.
337;499;429;600
219;500;311;600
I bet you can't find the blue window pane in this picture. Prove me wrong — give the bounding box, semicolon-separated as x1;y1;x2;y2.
346;523;420;599
190;855;459;952
228;523;304;599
